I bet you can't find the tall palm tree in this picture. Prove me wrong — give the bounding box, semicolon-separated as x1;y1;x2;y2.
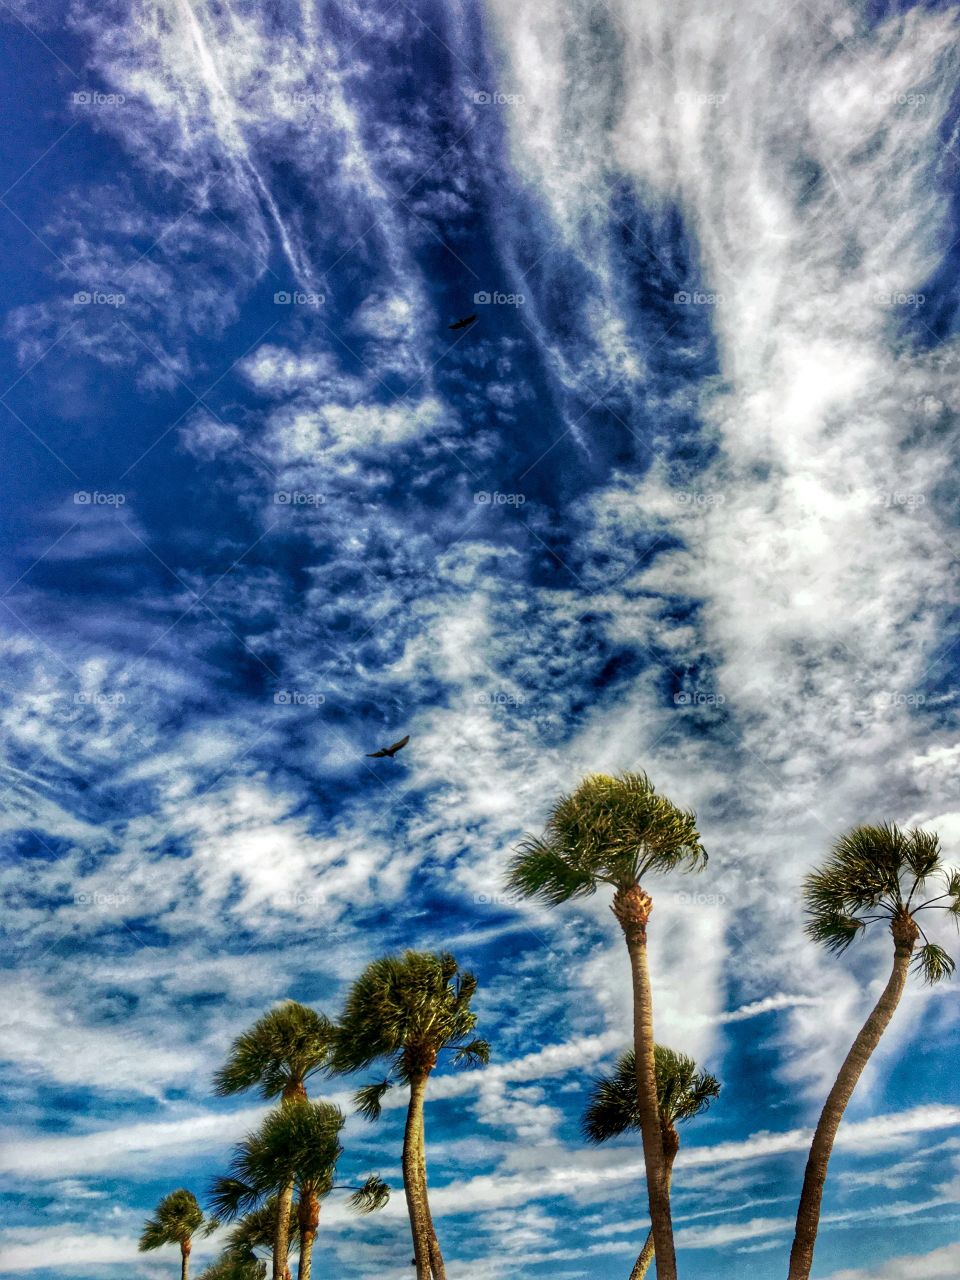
139;1189;215;1280
332;951;489;1280
787;823;959;1280
210;1101;388;1280
508;771;706;1280
213;1002;335;1280
584;1046;720;1279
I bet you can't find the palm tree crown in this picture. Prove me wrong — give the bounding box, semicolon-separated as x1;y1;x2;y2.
507;771;705;906
583;1046;720;1144
804;822;960;981
213;1002;336;1102
139;1189;212;1253
333;951;489;1104
209;1101;346;1221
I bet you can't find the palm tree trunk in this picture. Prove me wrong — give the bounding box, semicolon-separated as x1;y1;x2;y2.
419;1123;446;1280
403;1074;434;1280
787;918;918;1280
630;1138;678;1280
613;885;677;1280
297;1188;319;1280
180;1240;191;1280
273;1178;296;1280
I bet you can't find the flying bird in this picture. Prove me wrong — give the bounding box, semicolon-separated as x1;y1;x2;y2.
448;314;477;331
366;734;410;759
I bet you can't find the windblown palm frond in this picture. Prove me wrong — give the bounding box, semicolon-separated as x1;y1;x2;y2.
139;1189;212;1252
213;1002;336;1100
212;1102;345;1219
582;1046;720;1144
804;823;959;981
332;951;485;1082
348;1174;391;1214
507;772;706;904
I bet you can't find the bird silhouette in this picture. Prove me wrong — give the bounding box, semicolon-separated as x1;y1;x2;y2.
366;734;410;759
448;314;477;331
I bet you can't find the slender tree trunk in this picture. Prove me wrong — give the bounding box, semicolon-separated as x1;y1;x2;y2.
787;917;918;1280
403;1074;434;1280
613;885;677;1280
630;1132;678;1280
297;1187;319;1280
418;1099;446;1280
273;1179;296;1280
180;1240;191;1280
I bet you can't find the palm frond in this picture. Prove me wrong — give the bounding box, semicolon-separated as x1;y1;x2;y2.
353;1079;392;1121
139;1189;207;1251
452;1038;490;1067
508;772;705;907
347;1174;390;1214
914;942;956;985
213;1002;336;1100
332;951;483;1076
582;1044;720;1143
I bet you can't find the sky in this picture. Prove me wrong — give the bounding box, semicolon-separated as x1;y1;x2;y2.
0;0;959;1277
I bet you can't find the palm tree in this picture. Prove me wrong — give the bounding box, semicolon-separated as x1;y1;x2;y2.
507;771;706;1280
332;951;489;1280
213;1002;335;1280
139;1189;215;1280
223;1200;297;1280
787;823;959;1280
210;1101;388;1280
584;1046;720;1279
198;1251;267;1280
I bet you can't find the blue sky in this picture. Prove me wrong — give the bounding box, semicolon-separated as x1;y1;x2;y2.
1;0;959;1276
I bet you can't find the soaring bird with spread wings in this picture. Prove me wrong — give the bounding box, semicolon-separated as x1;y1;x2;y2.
448;314;477;331
366;734;410;759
